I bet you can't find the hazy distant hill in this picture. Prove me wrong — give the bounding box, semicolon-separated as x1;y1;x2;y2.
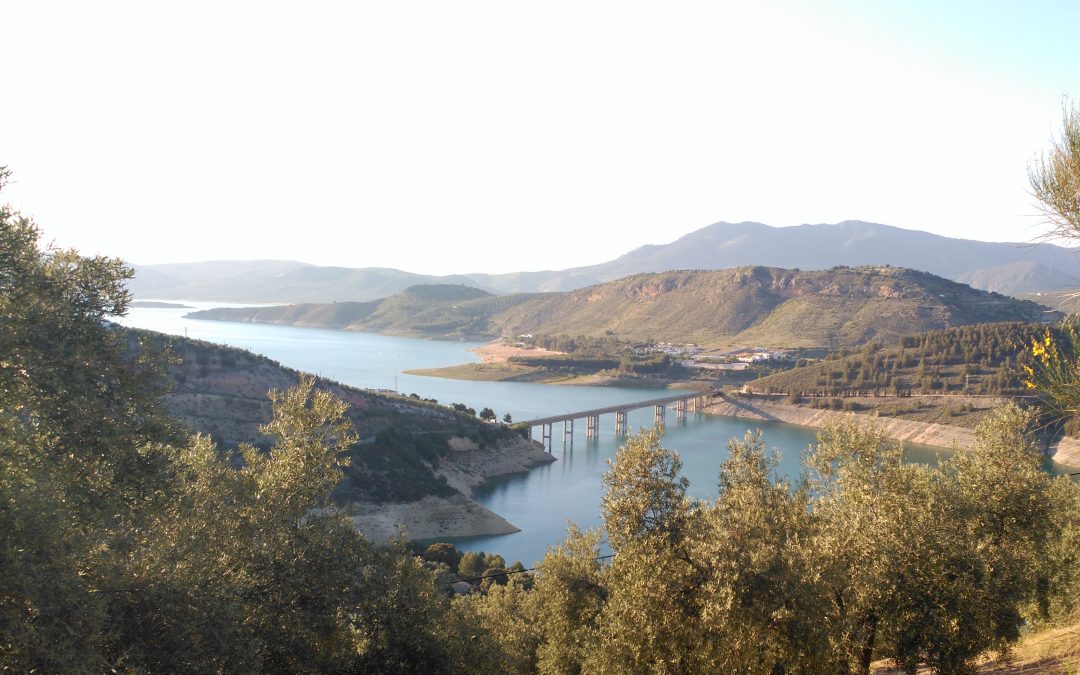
128;260;481;303
189;267;1057;347
129;221;1080;303
513;220;1080;294
191;284;539;340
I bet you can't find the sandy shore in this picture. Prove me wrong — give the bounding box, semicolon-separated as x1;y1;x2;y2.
469;341;564;364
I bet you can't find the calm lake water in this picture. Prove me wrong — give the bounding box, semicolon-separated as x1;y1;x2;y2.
120;303;954;565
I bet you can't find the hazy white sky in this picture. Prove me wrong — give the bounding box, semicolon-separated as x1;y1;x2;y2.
2;1;1078;274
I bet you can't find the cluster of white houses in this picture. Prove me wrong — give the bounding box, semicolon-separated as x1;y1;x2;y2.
679;347;794;372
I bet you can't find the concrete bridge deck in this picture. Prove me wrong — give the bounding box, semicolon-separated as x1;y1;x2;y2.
521;389;720;451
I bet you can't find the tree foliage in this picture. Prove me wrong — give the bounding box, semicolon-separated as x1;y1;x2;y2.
1025;101;1080;427
457;413;1080;674
0;173;471;672
1030;101;1080;239
601;427;690;551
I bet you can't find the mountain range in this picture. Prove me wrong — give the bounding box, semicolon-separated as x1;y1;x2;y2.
187;266;1057;347
130;221;1080;303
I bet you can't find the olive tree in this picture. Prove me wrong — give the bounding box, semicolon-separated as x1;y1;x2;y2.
1030;102;1080;239
0;169;467;672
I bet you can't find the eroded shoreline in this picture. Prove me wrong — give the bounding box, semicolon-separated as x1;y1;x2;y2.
703;393;1080;468
352;390;1080;547
348;434;556;544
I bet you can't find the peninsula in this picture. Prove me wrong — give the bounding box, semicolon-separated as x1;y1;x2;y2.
150;329;556;543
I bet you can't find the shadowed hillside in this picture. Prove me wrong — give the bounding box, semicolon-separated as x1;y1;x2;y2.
141;328;537;503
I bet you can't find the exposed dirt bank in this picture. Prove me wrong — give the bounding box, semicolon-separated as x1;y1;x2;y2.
873;621;1080;673
1051;436;1080;467
349;434;556;543
705;394;1080;469
469;341;564;363
704;395;976;448
349;494;521;542
437;434;556;497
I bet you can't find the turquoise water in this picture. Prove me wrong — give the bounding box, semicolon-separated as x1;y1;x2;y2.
119;304;951;565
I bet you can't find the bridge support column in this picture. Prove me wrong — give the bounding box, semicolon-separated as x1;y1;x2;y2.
563;419;574;445
676;399;687;420
654;404;665;427
541;423;552;453
615;411;628;436
586;415;599;439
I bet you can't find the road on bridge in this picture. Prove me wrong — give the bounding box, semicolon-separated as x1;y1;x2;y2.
518;389;720;427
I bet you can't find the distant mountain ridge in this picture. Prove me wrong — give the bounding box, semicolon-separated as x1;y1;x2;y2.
578;221;1080;294
188;267;1057;347
129;221;1080;303
129;260;482;304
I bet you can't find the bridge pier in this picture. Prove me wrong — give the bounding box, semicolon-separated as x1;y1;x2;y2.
519;390;719;444
615;411;628;436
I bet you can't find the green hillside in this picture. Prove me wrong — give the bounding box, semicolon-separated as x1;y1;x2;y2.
191;284;539;339
355;285;528;337
189;267;1057;347
190;300;382;328
746;322;1046;397
491;267;1056;346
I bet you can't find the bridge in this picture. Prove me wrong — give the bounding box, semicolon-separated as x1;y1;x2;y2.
520;389;721;452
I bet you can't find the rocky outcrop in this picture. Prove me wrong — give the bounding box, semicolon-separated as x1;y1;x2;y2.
1050;436;1080;468
348;436;556;543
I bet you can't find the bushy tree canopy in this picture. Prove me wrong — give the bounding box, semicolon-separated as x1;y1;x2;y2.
0;170;468;672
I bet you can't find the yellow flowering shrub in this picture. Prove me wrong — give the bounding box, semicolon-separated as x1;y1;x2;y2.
1023;320;1080;422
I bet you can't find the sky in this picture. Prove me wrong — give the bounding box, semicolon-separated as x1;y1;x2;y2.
2;1;1079;275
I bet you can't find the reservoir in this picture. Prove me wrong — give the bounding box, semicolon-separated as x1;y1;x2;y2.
121;303;953;565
